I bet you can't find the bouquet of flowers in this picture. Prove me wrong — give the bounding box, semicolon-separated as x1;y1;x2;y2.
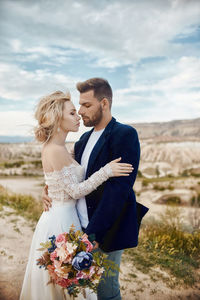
37;225;118;298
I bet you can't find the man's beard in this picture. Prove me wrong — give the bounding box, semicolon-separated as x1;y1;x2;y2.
83;107;103;127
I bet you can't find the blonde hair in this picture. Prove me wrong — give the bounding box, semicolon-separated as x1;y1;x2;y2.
34;91;71;143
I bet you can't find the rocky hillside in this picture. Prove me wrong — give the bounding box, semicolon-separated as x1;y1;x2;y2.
130;117;200;140
0;118;200;178
140;140;200;177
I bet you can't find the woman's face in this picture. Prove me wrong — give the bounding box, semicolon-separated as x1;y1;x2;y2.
60;101;80;132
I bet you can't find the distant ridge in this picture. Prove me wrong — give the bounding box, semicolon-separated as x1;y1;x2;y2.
1;117;200;143
0;136;34;143
129;117;200;140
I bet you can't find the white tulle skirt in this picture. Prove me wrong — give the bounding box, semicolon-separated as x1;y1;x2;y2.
20;201;97;300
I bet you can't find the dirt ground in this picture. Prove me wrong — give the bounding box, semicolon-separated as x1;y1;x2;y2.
0;177;200;299
0;206;200;300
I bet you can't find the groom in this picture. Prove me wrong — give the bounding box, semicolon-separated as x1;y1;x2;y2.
43;77;148;300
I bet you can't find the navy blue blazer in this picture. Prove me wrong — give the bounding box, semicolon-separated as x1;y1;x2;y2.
74;117;149;252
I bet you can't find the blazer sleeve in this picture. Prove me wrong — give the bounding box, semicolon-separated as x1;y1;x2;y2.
85;126;140;243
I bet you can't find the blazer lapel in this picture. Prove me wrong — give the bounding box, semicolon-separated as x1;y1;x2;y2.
86;117;116;178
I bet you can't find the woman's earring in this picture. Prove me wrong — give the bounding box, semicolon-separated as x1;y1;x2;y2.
57;127;60;132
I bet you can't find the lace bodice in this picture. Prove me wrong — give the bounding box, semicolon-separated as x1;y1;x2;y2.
44;163;112;204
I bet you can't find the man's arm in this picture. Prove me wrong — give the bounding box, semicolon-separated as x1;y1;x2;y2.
85;126;140;243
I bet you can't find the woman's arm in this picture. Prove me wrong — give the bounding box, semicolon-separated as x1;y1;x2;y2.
43;145;133;201
61;163;112;199
48;146;133;200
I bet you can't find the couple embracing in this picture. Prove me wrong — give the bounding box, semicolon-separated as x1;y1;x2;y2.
20;77;148;300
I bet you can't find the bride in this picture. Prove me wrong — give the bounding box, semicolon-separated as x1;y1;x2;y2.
20;91;133;300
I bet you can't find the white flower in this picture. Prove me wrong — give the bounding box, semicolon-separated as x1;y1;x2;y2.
93;278;100;285
56;241;65;248
97;267;105;275
54;265;69;279
56;245;67;261
66;241;77;254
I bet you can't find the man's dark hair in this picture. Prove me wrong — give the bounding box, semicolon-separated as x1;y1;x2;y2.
76;77;112;108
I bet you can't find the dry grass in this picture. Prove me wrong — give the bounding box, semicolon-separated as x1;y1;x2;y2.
0;185;42;222
125;206;200;286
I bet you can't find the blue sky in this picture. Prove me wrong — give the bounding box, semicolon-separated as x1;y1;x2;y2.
0;0;200;140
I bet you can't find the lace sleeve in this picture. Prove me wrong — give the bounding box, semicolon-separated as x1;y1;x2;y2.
63;164;113;199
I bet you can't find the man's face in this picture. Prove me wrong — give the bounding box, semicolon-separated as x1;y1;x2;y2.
78;90;103;127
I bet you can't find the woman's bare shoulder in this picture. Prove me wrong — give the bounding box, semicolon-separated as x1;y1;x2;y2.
42;143;67;156
42;144;73;171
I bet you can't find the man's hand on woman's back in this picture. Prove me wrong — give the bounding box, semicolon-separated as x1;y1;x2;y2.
42;185;52;211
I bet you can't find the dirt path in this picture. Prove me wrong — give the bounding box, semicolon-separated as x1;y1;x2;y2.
0;176;43;200
0;207;34;300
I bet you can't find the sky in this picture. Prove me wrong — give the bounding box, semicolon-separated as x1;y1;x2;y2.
0;0;200;141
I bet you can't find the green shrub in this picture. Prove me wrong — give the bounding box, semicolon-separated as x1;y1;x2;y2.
190;194;200;207
3;161;25;168
165;196;181;205
144;206;200;257
30;160;42;168
167;184;174;190
167;174;174;178
156;166;160;178
142;180;149;187
181;169;189;177
153;184;165;191
192;173;200;178
141;223;200;257
137;170;143;178
2;160;42;169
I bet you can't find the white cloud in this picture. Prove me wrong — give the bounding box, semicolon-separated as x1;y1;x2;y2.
112;56;200;122
125;56;200;95
1;0;200;66
0;111;35;136
0;0;199;135
153;57;200;92
0;110;88;141
0;62;80;101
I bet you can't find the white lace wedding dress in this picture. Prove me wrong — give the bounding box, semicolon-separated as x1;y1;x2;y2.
20;162;112;300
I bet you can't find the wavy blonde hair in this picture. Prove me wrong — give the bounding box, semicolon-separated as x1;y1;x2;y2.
34;91;71;143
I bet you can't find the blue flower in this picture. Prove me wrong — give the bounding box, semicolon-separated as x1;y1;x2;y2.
67;285;75;295
48;235;56;253
72;251;93;271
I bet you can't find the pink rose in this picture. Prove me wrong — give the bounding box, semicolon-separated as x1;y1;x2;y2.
57;278;70;288
50;250;57;261
68;278;79;285
56;233;67;247
76;271;89;280
89;266;96;277
81;235;94;252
